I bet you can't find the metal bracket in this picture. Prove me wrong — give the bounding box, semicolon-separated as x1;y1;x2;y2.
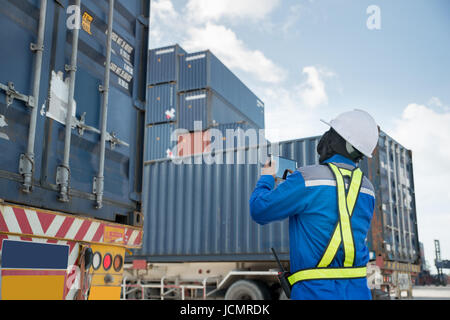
65;64;77;73
0;82;35;108
106;131;129;149
74;112;101;136
98;85;106;93
137;15;149;27
30;43;44;52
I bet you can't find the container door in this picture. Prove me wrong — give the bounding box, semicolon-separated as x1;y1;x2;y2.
0;0;149;223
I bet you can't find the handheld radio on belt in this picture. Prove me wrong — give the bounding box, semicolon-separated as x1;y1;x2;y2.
271;248;291;299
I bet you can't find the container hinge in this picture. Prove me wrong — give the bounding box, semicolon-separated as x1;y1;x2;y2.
19;153;35;193
56;165;70;202
137;15;149;27
0;82;35;108
106;132;129;149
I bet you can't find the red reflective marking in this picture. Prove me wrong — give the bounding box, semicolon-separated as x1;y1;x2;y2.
0;210;8;232
2;269;66;276
13;208;33;241
36;211;56;234
73;220;91;241
91;224;104;242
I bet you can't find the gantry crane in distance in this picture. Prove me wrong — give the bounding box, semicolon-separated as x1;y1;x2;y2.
434;240;450;286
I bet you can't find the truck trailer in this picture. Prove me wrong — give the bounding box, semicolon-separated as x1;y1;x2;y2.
124;132;421;300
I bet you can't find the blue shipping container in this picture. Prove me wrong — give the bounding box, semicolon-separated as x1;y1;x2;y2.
0;0;149;223
178;50;265;129
145;122;177;161
146;83;177;124
178;89;260;132
148;44;186;86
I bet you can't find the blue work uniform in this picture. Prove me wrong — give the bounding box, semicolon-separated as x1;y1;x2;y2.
249;154;375;300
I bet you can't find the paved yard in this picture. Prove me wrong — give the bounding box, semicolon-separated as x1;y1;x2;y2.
413;286;450;300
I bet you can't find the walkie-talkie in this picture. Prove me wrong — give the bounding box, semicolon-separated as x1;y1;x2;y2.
271;248;291;299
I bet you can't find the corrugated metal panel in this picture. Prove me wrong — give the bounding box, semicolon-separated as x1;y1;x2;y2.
145;123;176;161
148;44;186;85
0;0;149;222
138;144;286;262
178;51;265;129
146;83;177;124
178;89;255;132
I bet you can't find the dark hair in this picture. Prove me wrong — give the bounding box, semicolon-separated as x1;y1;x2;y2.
317;128;363;164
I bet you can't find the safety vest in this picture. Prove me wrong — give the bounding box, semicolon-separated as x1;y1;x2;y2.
288;163;367;286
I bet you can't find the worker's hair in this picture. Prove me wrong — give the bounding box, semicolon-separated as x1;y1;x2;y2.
317;128;363;164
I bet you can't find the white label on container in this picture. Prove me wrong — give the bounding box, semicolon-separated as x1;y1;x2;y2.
46;71;77;125
186;54;206;61
155;48;175;55
186;94;206;101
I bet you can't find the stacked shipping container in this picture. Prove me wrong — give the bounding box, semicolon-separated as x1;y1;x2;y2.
145;44;265;161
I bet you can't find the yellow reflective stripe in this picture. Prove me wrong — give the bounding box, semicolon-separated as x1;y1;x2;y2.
317;227;341;268
329;164;354;267
338;168;352;177
288;267;367;285
346;169;363;214
316;164;364;269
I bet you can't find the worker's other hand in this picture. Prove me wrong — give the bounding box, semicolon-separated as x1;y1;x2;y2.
261;160;276;178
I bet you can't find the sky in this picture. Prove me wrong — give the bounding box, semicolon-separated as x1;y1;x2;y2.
148;0;450;273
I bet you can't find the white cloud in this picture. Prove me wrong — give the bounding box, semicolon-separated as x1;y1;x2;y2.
149;0;181;47
186;0;280;23
390;102;450;272
183;23;286;84
298;66;334;108
281;4;302;34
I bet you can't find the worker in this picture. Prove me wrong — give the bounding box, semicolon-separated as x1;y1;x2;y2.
250;109;379;300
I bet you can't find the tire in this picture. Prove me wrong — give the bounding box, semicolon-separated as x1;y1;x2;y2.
224;280;271;300
279;290;289;300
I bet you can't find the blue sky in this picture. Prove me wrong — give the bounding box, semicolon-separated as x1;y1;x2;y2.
149;0;450;273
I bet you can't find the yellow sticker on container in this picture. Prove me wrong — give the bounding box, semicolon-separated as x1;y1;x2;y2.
82;12;93;35
104;226;125;244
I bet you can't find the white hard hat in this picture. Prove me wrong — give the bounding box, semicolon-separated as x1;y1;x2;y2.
321;109;379;158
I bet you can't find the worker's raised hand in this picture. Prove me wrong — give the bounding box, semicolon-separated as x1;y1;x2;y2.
262;160;276;178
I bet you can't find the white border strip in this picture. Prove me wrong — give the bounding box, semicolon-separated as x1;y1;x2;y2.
155;48;174;55
186;94;206;101
186;54;206;61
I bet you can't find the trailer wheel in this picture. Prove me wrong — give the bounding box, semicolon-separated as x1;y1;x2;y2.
224;280;271;300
